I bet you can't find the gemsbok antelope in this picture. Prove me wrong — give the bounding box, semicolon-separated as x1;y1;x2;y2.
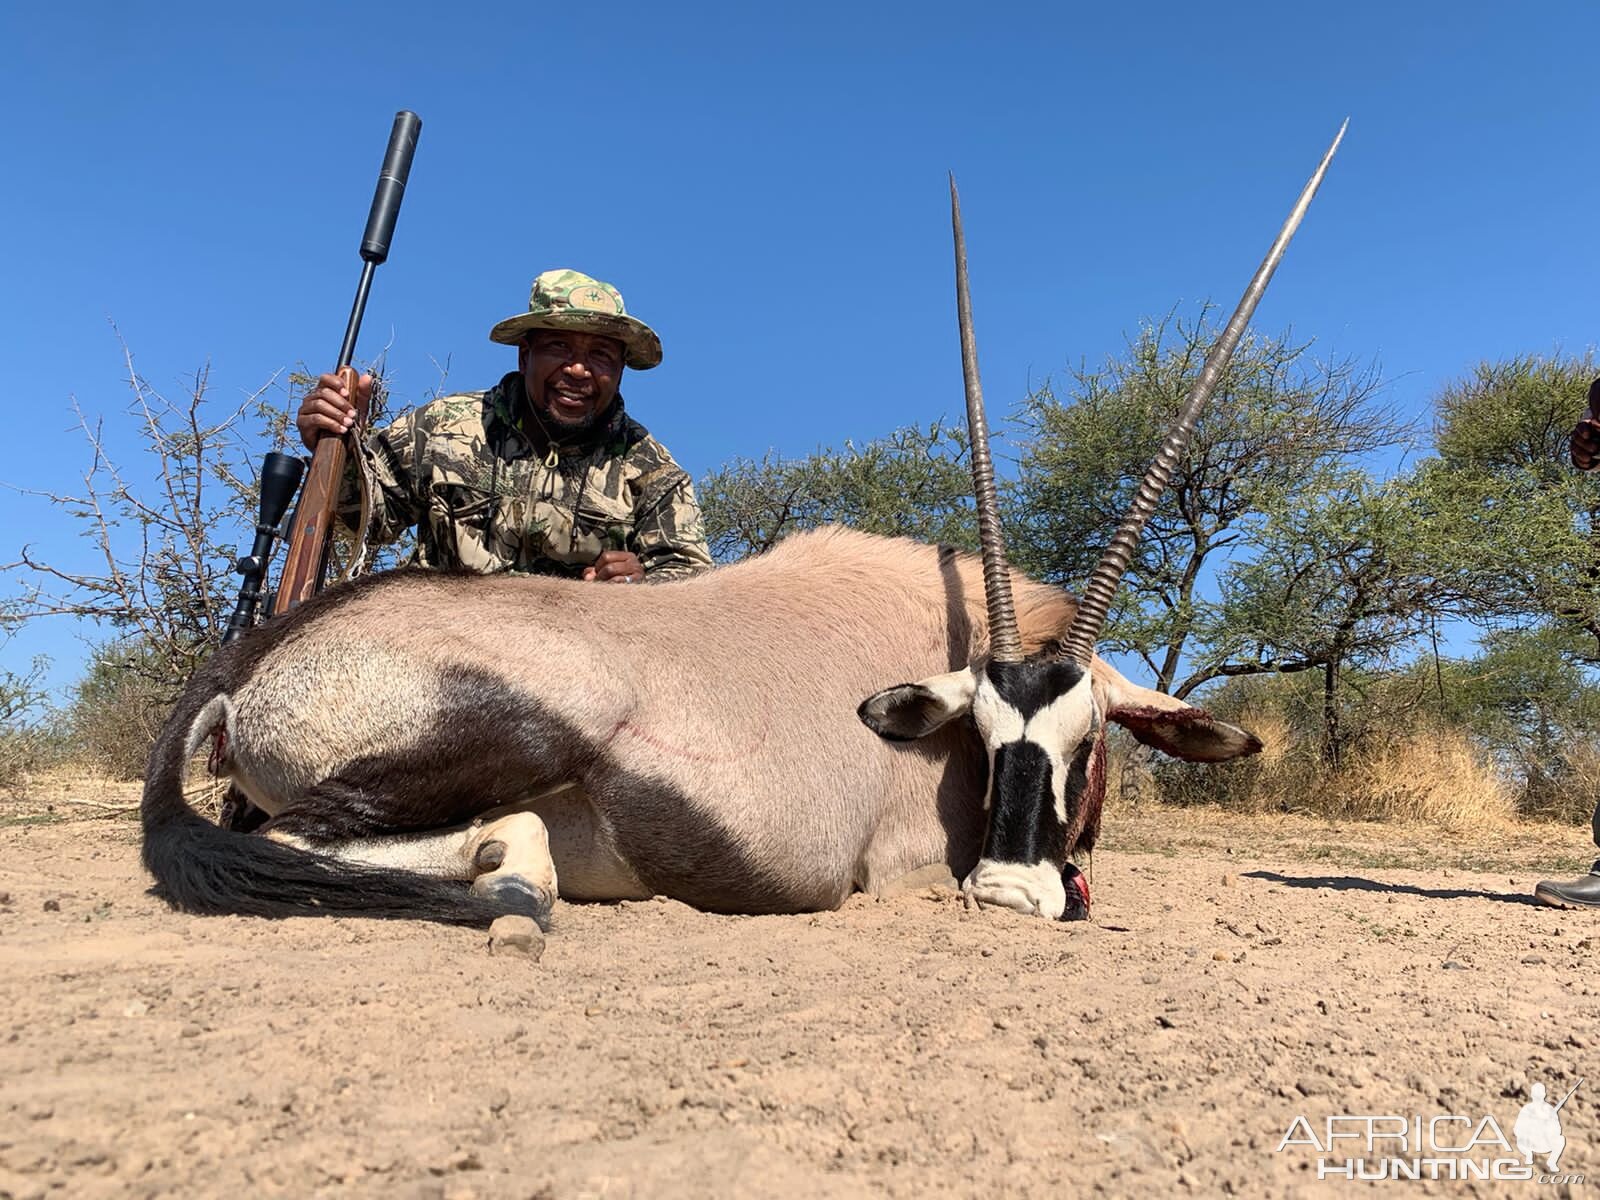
140;125;1343;927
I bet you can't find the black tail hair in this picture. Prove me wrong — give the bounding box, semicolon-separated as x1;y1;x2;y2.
140;677;547;930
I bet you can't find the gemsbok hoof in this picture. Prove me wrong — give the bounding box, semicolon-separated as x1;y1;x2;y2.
473;874;554;929
466;813;558;932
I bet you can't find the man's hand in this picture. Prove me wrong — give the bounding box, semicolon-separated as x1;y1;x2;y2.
296;372;374;451
584;549;644;583
1573;412;1600;471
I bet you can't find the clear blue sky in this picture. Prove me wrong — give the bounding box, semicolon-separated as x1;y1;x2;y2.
4;1;1598;697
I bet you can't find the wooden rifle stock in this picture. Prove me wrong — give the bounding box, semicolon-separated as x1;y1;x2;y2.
271;366;369;614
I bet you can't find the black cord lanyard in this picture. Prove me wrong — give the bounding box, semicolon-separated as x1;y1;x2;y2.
521;399;604;557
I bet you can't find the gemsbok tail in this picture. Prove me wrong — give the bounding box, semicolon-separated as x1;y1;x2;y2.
140;670;538;928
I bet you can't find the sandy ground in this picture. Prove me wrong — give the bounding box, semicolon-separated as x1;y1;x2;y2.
2;792;1599;1200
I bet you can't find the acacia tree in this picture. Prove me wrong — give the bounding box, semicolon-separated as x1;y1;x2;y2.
2;348;292;696
0;345;410;775
1007;308;1407;698
697;420;976;562
1417;352;1600;653
1204;469;1458;763
3;350;414;692
1434;353;1593;475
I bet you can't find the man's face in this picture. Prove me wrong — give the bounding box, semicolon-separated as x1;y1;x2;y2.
519;329;625;434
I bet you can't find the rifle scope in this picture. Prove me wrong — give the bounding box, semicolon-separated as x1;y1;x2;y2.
222;451;307;644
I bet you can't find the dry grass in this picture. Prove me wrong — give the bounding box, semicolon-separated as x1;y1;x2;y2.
1133;717;1522;832
1537;740;1600;826
1320;728;1516;827
1102;799;1595;876
69;677;168;781
0;728;60;797
0;756;225;824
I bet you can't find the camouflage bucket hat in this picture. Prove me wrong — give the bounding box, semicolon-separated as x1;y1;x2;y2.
489;268;663;370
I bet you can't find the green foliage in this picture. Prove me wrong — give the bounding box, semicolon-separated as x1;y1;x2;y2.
1211;471;1418;665
698;420;976;562
1416;351;1600;651
1434;352;1594;477
0;654;47;728
0;605;62;792
1408;460;1600;639
1008;307;1406;695
1204;470;1461;761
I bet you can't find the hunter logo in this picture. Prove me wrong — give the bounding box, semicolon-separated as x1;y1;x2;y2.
567;284;621;314
1515;1081;1575;1171
1276;1076;1585;1184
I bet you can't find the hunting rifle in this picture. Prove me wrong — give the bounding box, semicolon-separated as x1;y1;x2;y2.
221;110;422;643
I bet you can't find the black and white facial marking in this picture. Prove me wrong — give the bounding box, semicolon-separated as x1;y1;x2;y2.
860;642;1262;919
959;658;1103;917
978;663;1098;842
856;656;1103;919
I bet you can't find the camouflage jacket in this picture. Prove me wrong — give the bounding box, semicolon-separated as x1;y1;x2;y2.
338;372;712;579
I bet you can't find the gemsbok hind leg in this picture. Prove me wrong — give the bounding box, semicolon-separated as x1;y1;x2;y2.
259;808;559;929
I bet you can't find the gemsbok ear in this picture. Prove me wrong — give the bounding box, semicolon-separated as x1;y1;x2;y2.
858;668;979;742
1108;705;1262;763
1090;658;1262;762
